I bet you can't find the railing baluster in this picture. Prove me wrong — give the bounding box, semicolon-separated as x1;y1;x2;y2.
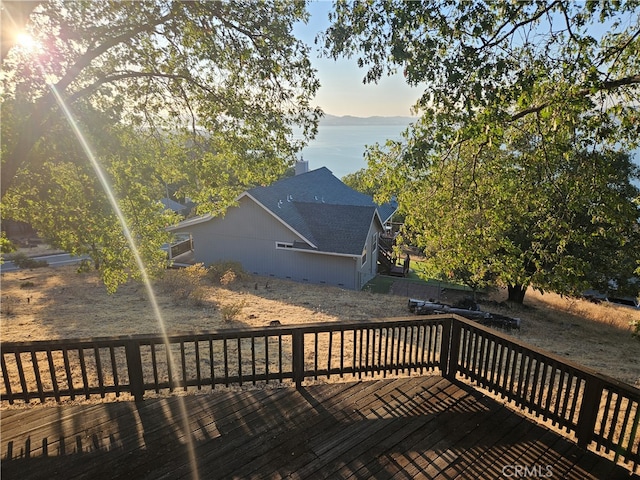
237;335;243;386
365;328;371;375
15;352;28;403
195;338;202;390
608;392;624;451
251;336;256;385
30;350;44;403
209;338;215;389
264;336;269;384
339;329;345;378
165;342;174;392
223;337;229;387
180;341;187;391
110;346;120;397
94;347;105;398
543;362;557;421
78;348;90;399
46;349;60;402
278;334;283;383
62;348;74;400
327;331;333;378
314;332;319;380
150;342;159;393
355;329;360;378
383;327;390;377
1;353;14;404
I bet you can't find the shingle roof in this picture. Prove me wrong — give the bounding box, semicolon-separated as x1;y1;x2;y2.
170;167;397;256
160;197;187;213
245;167;395;255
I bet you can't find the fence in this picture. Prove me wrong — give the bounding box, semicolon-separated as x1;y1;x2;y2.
1;315;638;470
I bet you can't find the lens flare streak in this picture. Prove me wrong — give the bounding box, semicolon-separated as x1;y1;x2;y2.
48;84;200;480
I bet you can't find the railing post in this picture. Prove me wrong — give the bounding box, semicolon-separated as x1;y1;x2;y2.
125;339;145;402
440;317;461;380
292;330;304;389
576;376;604;448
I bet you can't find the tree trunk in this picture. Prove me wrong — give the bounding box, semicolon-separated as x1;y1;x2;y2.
507;284;527;304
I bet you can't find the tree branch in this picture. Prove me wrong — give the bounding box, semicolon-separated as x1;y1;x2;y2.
54;11;174;93
479;1;561;51
509;74;640;122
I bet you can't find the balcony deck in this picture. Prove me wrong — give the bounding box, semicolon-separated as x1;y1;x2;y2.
2;376;635;480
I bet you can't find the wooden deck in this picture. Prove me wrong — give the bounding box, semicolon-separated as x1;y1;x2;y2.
2;376;636;480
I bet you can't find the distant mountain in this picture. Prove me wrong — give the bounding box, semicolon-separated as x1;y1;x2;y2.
321;114;417;127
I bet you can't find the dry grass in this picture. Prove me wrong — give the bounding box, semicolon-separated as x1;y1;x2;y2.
1;265;639;389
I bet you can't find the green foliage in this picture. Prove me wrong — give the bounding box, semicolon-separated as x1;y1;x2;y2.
207;261;247;285
157;263;209;304
0;232;16;263
323;1;639;152
2;123;177;292
10;253;48;269
374;126;640;302
1;1;320;291
324;1;640;303
342;169;377;197
220;301;246;322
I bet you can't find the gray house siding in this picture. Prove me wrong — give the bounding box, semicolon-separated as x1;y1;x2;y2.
175;196;361;289
274;250;358;289
356;219;383;289
186;196;301;269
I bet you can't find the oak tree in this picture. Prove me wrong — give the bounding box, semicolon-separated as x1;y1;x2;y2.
1;0;320;290
324;0;640;303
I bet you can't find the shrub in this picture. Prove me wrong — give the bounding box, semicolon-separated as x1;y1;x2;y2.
1;296;19;316
157;263;209;304
20;281;35;289
10;253;48;269
220;301;246;322
207;261;246;285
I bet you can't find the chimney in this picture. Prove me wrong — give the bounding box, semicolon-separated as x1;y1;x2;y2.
295;157;309;175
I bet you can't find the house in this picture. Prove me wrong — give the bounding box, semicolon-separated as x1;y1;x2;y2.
168;166;397;290
160;197;191;217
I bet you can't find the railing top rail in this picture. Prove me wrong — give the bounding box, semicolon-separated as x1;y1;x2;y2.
0;315;452;349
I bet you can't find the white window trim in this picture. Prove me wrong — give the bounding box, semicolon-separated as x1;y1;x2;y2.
276;241;294;249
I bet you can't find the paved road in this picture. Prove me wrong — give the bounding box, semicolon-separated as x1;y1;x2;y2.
1;253;88;273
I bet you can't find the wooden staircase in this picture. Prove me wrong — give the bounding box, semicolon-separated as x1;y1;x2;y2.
377;235;408;277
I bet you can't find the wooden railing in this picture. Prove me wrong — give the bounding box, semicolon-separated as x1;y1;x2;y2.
1;315;638;471
169;237;192;259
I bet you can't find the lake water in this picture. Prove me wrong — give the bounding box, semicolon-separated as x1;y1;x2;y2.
300;123;640;187
299;124;410;179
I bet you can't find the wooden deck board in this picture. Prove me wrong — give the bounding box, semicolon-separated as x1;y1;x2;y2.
2;376;637;480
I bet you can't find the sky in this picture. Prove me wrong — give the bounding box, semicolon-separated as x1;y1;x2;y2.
293;2;422;118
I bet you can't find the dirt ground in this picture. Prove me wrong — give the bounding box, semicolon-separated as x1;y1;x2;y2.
1;264;639;388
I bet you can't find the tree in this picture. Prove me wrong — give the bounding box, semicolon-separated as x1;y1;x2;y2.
1;1;320;290
323;0;640;303
323;1;639;151
387;127;640;303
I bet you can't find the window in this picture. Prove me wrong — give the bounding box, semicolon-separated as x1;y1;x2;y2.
276;241;293;249
372;233;378;253
362;245;367;266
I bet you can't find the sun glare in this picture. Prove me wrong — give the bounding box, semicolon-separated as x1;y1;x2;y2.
15;32;39;52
